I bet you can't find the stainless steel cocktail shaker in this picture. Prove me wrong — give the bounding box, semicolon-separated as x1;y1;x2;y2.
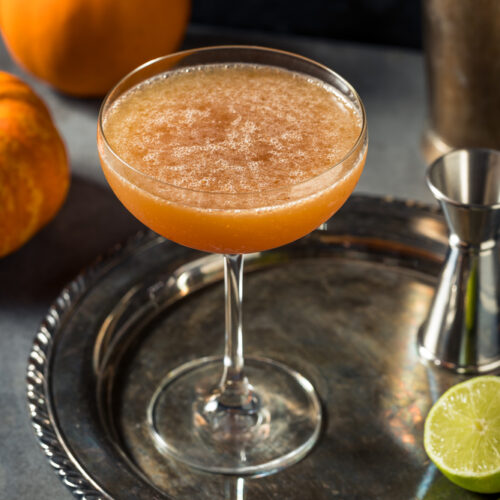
422;0;500;163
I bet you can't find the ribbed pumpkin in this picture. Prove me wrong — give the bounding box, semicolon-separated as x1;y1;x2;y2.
0;72;69;257
0;0;191;97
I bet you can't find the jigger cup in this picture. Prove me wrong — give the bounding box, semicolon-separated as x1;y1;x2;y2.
418;149;500;373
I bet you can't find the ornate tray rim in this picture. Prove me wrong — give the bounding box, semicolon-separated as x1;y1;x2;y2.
26;195;441;500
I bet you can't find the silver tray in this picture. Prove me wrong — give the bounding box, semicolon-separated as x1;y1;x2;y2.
27;195;483;500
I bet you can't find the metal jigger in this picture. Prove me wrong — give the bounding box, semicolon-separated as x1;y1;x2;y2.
418;149;500;373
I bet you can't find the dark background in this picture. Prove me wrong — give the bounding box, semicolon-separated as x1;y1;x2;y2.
191;0;423;49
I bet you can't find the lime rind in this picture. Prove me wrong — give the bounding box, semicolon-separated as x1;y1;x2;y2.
424;375;500;494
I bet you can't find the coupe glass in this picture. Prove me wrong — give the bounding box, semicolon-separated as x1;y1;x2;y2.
97;46;367;476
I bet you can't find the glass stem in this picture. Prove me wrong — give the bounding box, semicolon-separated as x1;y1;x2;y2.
218;254;253;409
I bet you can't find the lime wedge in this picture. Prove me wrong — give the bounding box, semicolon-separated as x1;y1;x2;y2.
424;375;500;493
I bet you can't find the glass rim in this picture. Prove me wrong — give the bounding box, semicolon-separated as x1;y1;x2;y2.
97;45;367;198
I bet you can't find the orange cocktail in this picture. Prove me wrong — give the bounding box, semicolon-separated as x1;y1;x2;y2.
97;47;367;477
98;63;366;254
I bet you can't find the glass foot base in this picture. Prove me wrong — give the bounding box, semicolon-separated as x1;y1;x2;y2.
147;356;322;476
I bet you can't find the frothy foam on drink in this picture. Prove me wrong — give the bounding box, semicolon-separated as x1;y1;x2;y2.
103;64;362;194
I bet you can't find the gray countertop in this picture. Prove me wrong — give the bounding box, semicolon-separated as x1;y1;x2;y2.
0;25;431;499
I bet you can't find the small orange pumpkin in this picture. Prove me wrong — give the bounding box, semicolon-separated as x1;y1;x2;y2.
0;0;191;97
0;72;69;257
